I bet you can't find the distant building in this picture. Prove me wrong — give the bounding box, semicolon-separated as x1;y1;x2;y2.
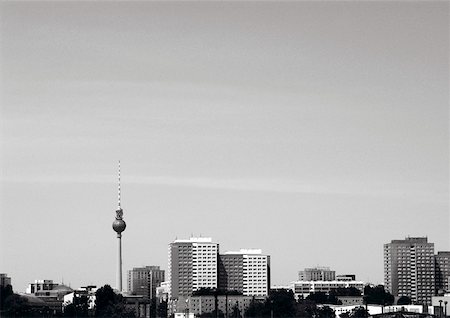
172;295;258;317
299;267;335;281
168;237;219;299
26;280;73;314
26;279;60;294
156;281;170;302
63;285;97;311
384;237;435;305
329;304;426;318
127;266;165;299
431;294;450;317
290;280;365;299
336;275;356;281
336;296;363;306
435;251;450;293
219;249;270;296
0;273;11;287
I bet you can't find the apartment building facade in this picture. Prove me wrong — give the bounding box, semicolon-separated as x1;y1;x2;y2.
384;237;435;304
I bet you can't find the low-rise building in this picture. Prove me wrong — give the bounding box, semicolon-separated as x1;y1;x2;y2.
26;279;59;294
299;267;335;281
171;295;261;317
290;280;365;299
337;296;363;306
63;285;97;312
26;281;73;314
431;294;450;317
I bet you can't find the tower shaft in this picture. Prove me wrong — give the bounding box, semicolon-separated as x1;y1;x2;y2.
117;233;122;291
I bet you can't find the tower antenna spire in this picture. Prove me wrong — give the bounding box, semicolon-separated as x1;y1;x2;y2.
118;160;121;210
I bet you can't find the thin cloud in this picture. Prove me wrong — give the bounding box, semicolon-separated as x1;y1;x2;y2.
1;174;446;202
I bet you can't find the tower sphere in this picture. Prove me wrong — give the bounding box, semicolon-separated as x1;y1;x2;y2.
113;218;126;233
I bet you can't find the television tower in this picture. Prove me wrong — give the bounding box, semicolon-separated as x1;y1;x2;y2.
112;161;126;292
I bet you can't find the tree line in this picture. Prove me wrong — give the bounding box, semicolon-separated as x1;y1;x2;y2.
1;283;407;318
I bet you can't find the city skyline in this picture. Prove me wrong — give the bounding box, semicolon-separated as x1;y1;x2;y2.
1;1;449;292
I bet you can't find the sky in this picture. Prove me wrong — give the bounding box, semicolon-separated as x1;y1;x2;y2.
0;1;449;292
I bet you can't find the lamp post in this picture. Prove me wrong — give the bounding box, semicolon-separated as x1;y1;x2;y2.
185;298;190;318
439;300;443;318
270;300;273;318
444;301;448;318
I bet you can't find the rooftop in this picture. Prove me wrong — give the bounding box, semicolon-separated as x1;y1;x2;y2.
173;237;213;243
223;249;263;255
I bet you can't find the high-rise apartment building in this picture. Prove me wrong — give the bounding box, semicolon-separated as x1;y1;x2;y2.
168;237;218;299
435;251;450;293
219;249;270;296
384;237;435;304
127;266;165;299
298;267;335;281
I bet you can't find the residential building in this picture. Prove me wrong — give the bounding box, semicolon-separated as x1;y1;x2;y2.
384;237;435;304
219;249;270;297
168;237;218;299
172;295;259;317
299;267;335;281
0;273;11;287
127;266;165;299
290;280;365;299
435;251;450;293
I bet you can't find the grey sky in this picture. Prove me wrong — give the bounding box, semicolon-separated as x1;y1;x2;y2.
1;1;448;291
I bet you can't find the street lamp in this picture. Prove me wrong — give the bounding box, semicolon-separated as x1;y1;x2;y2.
439;300;443;318
185;298;190;318
270;300;274;318
444;301;448;318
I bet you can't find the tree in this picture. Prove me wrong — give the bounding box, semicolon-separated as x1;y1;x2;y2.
350;306;368;318
2;293;31;317
296;299;318;318
157;300;168;318
317;306;335;318
230;303;242;318
306;292;342;305
94;285;135;318
363;285;394;306
0;285;14;311
65;294;90;317
397;296;411;305
269;289;297;318
330;287;362;297
245;299;267;318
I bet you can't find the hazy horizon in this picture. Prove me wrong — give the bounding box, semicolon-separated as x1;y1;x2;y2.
1;1;448;292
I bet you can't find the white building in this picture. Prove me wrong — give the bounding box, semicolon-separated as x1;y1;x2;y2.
290;280;365;299
241;250;270;296
327;304;424;318
168;237;218;299
63;286;97;311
